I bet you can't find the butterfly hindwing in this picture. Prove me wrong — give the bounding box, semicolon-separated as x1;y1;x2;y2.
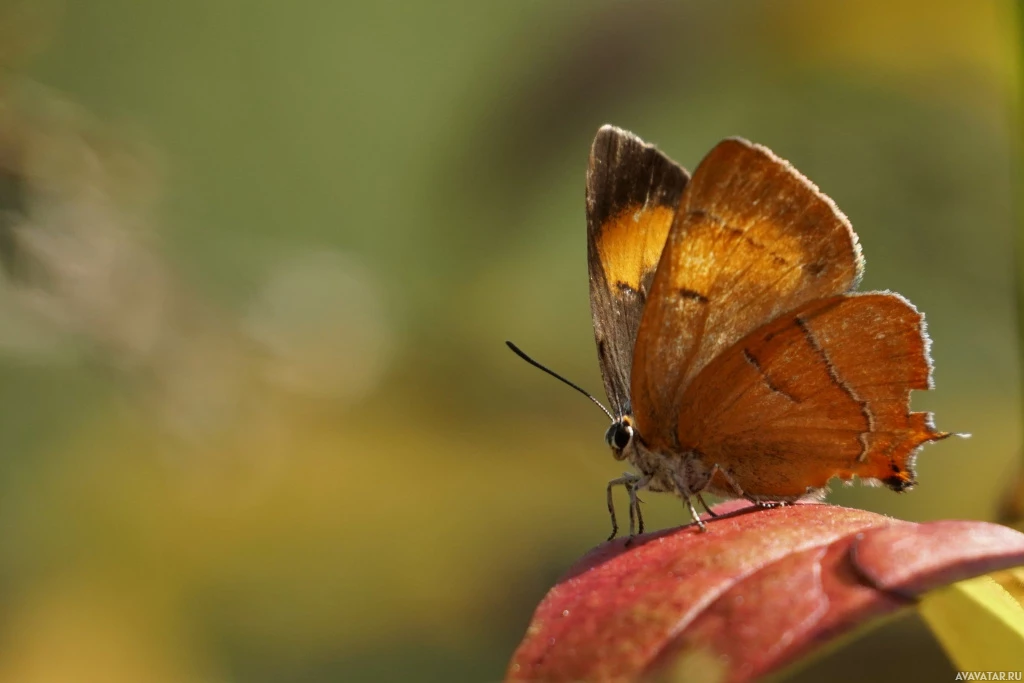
586;125;689;416
676;293;949;498
630;138;864;446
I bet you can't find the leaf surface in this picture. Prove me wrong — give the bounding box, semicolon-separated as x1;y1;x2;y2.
506;502;1024;682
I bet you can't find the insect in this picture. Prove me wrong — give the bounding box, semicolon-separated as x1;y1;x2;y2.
509;125;953;539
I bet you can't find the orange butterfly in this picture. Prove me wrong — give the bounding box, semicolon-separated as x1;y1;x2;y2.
510;126;953;539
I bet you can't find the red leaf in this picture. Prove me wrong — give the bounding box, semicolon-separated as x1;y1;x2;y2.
505;502;1024;682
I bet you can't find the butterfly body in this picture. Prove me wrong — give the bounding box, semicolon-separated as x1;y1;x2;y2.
582;125;952;536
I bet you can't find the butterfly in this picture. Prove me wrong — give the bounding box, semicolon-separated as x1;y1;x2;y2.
509;125;953;539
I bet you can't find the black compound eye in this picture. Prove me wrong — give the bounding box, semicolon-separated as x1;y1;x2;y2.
613;424;632;449
606;422;633;450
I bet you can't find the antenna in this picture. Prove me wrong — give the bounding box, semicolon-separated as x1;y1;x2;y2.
505;341;613;421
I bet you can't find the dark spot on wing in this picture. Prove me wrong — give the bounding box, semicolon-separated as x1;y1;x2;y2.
678;288;709;304
685;210;791;267
882;474;915;492
804;261;827;277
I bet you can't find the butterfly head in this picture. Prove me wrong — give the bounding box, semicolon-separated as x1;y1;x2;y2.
604;415;635;461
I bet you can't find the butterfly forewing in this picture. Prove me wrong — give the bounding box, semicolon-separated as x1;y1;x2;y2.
586;125;689;416
630;138;864;447
677;293;949;498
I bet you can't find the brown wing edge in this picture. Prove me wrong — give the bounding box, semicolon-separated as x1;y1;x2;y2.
876;289;959;493
585;125;689;415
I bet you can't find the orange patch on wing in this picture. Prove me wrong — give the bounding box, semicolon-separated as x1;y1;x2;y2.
595;205;676;291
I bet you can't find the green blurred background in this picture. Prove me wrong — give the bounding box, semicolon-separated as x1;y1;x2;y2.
0;0;1019;681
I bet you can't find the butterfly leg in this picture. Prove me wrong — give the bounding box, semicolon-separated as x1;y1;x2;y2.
606;473;640;541
670;471;708;531
626;474;652;538
712;466;782;507
627;487;638;537
683;493;707;532
695;463;734;518
696;493;718;518
710;464;747;499
753;500;790;509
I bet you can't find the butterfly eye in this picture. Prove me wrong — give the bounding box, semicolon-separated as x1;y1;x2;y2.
604;421;634;459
